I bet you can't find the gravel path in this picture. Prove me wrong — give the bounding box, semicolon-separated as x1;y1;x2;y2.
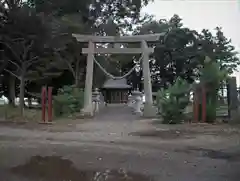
0;105;240;180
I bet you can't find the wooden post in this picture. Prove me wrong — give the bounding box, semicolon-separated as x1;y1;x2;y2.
227;77;239;123
47;87;53;122
41;86;46;123
202;86;206;122
193;91;199;122
141;40;156;117
82;41;94;116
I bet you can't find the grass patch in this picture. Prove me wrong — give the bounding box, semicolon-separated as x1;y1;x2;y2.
0;105;87;123
0;105;42;122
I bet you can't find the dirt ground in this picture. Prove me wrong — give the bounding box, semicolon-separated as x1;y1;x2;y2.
0;106;240;180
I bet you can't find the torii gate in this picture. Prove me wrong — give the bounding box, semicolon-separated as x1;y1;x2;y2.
72;33;165;117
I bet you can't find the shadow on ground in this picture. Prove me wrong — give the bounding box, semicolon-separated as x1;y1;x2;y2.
129;129;197;139
174;146;240;162
11;156;153;181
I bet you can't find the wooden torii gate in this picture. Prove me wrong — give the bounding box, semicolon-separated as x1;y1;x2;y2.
72;33;165;117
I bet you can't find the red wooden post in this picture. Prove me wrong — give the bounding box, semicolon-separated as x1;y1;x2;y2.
47;87;53;122
202;86;207;122
41;86;47;123
193;91;199;122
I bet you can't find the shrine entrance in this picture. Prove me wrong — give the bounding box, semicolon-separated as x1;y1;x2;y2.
73;33;165;117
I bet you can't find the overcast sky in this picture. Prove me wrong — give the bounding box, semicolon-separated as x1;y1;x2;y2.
142;0;240;82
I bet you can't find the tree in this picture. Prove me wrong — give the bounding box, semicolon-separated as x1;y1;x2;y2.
214;27;240;74
51;37;86;88
133;14;239;90
197;27;239;74
134;15;200;88
0;3;51;115
27;0;153;34
26;0;145;91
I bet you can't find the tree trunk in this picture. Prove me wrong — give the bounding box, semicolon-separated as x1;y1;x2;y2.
75;59;80;88
8;74;16;106
19;70;25;116
79;68;85;88
27;97;32;108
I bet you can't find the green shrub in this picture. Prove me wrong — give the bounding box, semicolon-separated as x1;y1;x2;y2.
198;102;217;123
53;85;84;117
206;103;217;123
156;78;190;124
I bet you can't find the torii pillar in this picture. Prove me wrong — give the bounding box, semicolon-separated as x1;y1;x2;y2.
81;41;94;117
141;40;156;117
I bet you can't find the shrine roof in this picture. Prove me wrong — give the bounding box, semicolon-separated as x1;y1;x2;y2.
102;78;131;89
